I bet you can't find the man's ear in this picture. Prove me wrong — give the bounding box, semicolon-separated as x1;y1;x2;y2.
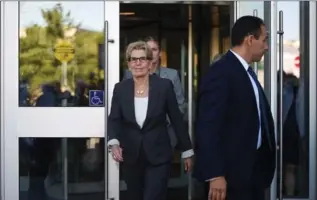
245;35;254;47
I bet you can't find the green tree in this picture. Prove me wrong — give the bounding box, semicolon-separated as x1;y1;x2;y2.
73;29;104;83
20;24;56;90
20;3;103;92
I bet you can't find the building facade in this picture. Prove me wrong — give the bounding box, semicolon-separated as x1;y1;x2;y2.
1;1;316;200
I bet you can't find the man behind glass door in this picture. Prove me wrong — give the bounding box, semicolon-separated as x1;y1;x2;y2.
194;16;276;200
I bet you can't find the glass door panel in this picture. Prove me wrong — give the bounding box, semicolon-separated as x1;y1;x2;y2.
236;2;316;200
274;1;316;200
239;2;317;200
1;1;120;200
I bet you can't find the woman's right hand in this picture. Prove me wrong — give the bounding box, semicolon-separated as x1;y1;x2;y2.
111;144;123;162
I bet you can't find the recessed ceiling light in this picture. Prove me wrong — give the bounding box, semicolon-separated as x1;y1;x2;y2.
120;12;135;16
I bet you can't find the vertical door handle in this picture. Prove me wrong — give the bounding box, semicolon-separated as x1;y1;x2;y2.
253;9;259;75
277;10;284;200
104;19;119;200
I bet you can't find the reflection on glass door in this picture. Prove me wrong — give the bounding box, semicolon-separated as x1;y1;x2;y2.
1;1;120;200
19;2;105;108
275;1;315;199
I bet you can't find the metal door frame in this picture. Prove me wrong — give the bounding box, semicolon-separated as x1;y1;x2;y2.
106;2;120;200
307;3;316;200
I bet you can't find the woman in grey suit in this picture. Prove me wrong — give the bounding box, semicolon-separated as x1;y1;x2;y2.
108;41;193;200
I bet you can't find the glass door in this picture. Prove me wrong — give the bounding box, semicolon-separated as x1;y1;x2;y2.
0;1;120;200
272;1;317;200
236;2;317;200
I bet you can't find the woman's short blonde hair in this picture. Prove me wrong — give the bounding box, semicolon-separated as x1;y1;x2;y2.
125;41;153;61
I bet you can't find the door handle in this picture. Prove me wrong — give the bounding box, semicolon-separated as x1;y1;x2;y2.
253;9;259;75
277;10;284;200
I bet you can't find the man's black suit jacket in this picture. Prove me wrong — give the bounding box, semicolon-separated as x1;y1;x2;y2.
193;51;276;189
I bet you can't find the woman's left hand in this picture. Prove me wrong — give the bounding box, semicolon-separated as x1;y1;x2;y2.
184;157;193;173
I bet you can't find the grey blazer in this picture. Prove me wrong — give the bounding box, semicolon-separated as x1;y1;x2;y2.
122;67;186;148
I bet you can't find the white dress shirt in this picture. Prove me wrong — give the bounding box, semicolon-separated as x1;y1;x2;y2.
134;97;148;128
108;97;194;158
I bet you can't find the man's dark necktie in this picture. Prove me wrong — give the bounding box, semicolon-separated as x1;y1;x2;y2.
247;66;260;86
247;66;272;149
247;66;265;107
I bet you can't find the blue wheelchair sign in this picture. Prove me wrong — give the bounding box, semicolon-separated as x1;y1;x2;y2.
89;90;104;107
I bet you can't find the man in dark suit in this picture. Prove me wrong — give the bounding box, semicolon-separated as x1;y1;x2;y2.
193;16;276;200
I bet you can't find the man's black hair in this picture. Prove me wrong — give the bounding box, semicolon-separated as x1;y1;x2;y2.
142;36;160;49
231;15;265;47
143;36;158;43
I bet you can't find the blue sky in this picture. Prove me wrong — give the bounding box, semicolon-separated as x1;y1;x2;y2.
278;1;299;40
239;1;299;40
20;1;299;40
